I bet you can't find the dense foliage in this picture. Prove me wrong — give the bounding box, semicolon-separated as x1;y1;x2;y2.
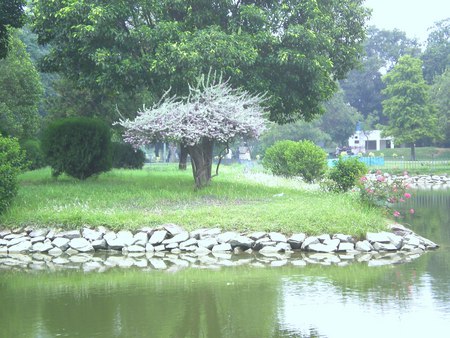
112;142;146;169
21;139;45;170
263;140;327;182
32;0;369;123
0;136;25;215
324;156;367;192
0;0;25;59
0;33;43;140
41;117;112;179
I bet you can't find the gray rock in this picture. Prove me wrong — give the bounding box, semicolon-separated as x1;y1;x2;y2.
165;242;179;250
323;238;340;249
197;237;218;249
150;258;167;269
133;232;149;246
0;246;8;253
149;230;167;245
212;243;232;252
154;244;166;252
386;233;403;249
91;239;107;250
30;236;46;244
69;254;93;264
57;230;81;239
269;232;287;243
194;246;211;255
53;257;70;264
46;229;56;240
0;239;7;246
229;235;253;249
308;243;336;253
301;236;319;250
373;242;397;251
180;238;198;249
217;231;239;243
355;240;373;252
163;231;189;244
163;224;185;236
48;247;63;256
32;242;54;253
82;228;104;241
29;229;49;238
8;241;32;253
52;237;70;250
318;234;331;242
366;232;391;243
275;242;292;252
103;231;117;242
145;243;155;252
333;234;353;242
116;230;136;246
0;230;11;238
4;233;26;240
288;233;306;244
65;248;79;255
338;242;355;252
69;238;94;252
247;232;267;240
6;236;28;247
201;228;222;238
259;245;281;254
122;245;146;253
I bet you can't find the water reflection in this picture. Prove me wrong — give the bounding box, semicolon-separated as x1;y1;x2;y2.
0;189;449;338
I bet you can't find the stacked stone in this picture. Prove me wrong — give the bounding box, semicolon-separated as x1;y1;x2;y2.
0;223;438;256
408;174;450;187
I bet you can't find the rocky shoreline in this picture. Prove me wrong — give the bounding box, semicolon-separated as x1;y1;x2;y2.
0;223;439;272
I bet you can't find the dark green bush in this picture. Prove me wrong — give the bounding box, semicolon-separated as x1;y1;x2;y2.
263;140;327;182
21;139;46;170
112;142;146;169
325;156;368;192
0;136;25;214
41;117;112;180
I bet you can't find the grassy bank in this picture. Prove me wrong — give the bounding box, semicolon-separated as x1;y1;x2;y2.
0;165;387;237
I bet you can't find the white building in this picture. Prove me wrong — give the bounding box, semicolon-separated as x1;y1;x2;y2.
348;130;394;155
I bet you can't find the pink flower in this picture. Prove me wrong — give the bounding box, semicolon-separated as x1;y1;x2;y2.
409;208;415;214
360;176;367;182
399;198;405;203
377;175;385;182
393;211;401;217
376;170;382;175
404;193;411;199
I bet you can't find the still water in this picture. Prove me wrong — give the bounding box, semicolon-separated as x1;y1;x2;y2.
0;189;449;338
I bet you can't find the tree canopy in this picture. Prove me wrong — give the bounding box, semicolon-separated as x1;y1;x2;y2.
31;0;370;123
422;18;450;84
381;55;440;160
0;32;43;139
0;0;25;59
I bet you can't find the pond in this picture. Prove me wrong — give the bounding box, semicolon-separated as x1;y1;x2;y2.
0;189;449;338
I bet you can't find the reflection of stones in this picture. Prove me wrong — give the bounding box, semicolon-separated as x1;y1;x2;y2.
0;223;439;272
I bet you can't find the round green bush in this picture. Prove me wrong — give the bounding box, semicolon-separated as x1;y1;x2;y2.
0;136;25;214
21;139;46;170
112;142;146;169
263;140;327;182
326;156;368;192
41;117;112;180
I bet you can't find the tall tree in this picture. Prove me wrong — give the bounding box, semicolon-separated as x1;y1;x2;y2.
0;32;43;139
31;0;370;123
0;0;25;59
381;55;440;160
340;27;421;122
422;18;450;84
430;69;450;147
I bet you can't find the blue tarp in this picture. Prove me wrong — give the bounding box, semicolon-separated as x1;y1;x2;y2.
327;156;385;167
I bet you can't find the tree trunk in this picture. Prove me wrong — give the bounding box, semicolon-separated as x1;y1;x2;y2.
410;143;416;161
187;138;214;188
178;143;188;170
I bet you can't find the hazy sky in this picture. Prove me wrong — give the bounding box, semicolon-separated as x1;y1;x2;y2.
364;0;450;44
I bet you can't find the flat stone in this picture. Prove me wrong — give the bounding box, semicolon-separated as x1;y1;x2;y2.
30;236;46;244
8;241;32;253
122;245;146;253
197;237;218;249
4;233;26;240
48;247;63;256
229;235;253;249
69;238;94;252
212;243;232;252
82;228;104;241
0;239;7;246
163;224;185;236
386;233;403;249
180;238;198;249
338;242;355;252
145;243;155;252
165;242;179;250
217;231;239;243
301;236;319;250
29;229;49;238
194;246;211;255
269;232;287;243
333;234;353;242
163;231;189;244
69;254;92;264
308;243;336;253
154;244;166;252
366;232;391;243
247;232;267;240
373;242;398;251
133;232;149;246
91;239;107;250
201;228;222;238
355;240;373;252
289;233;306;243
32;242;54;253
103;231;117;242
57;230;81;239
259;245;281;254
116;230;136;246
323;238;340;249
7;236;28;247
0;230;11;238
0;246;8;253
275;242;292;252
149;230;167;245
318;234;331;242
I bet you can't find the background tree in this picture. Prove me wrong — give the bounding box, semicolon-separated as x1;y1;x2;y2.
340;27;421;124
0;0;25;59
381;55;440;160
118;76;267;188
31;0;369;124
430;69;450;147
0;32;43;139
422;18;450;84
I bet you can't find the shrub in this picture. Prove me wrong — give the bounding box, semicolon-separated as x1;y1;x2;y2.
21;139;46;170
112;142;146;169
0;136;26;214
41;117;112;180
263;140;327;182
325;156;368;192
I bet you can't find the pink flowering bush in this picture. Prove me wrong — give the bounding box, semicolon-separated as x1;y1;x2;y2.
358;170;414;218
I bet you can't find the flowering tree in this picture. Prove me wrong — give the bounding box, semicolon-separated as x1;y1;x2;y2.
117;76;267;188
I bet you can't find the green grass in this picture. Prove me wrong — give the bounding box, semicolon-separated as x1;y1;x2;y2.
0;165;388;237
373;147;450;161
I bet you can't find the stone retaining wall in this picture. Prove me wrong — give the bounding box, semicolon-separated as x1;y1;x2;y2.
0;223;438;271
